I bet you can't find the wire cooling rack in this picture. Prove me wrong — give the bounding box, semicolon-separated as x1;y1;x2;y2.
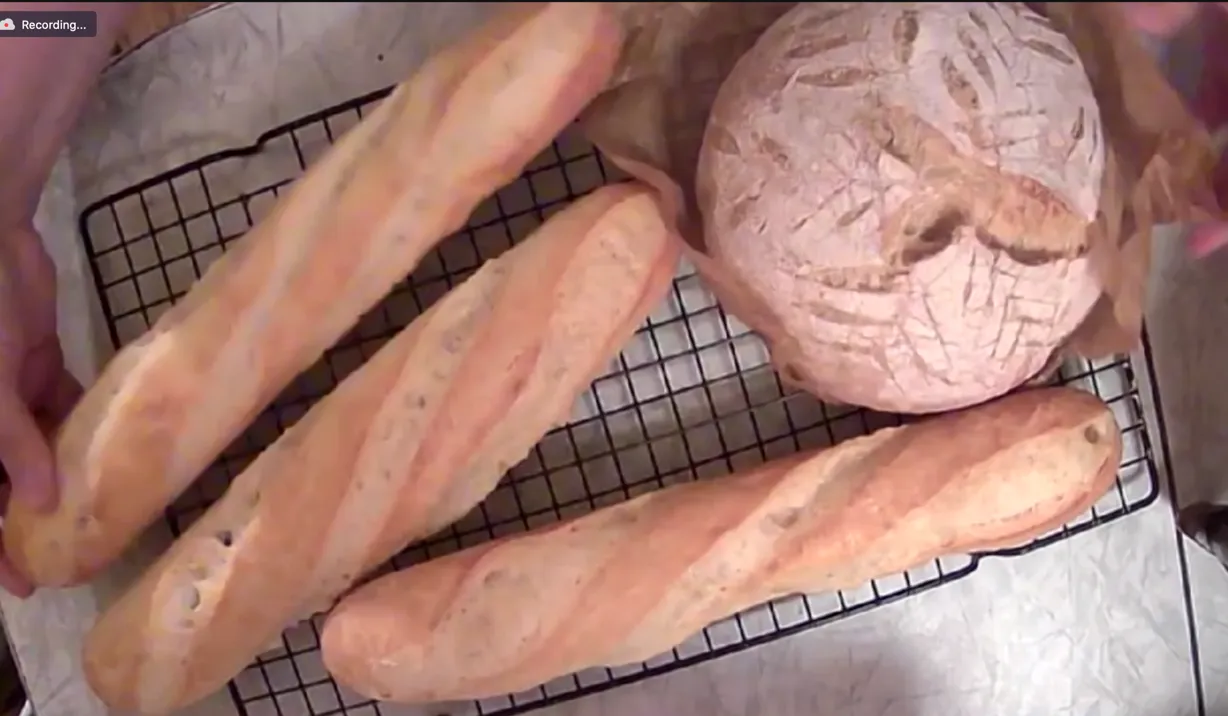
79;86;1164;716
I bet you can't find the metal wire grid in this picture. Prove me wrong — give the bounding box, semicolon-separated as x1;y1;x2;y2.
79;86;1162;716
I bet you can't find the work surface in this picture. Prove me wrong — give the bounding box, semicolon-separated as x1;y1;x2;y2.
5;3;1228;715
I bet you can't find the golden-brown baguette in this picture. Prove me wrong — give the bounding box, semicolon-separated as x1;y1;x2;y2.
320;386;1120;704
81;183;681;715
4;2;623;588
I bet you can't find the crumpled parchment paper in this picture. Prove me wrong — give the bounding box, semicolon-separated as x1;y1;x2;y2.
579;1;1222;367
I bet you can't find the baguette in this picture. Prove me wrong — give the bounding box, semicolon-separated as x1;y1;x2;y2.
320;386;1120;704
4;1;623;587
81;183;682;715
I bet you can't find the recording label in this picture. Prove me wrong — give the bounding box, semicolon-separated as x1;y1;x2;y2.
0;11;97;38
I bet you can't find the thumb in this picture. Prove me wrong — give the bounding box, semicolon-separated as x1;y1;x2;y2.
35;365;82;431
0;386;56;512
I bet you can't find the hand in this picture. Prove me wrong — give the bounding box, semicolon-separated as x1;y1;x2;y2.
0;223;81;597
1117;3;1228;257
0;2;135;596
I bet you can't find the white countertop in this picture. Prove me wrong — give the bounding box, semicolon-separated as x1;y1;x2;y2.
5;3;1228;715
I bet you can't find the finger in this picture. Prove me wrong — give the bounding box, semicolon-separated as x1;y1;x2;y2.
0;387;56;512
25;339;80;429
0;486;34;598
36;366;82;430
1116;3;1199;36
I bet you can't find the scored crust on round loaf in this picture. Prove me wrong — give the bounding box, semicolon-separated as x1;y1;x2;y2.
696;2;1106;414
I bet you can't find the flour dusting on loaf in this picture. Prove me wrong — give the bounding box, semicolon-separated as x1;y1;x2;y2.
697;2;1105;413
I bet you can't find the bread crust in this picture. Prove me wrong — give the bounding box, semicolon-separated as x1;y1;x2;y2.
696;2;1104;413
321;386;1120;703
5;1;624;588
81;182;681;715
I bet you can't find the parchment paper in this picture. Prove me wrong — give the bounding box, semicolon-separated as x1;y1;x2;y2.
580;1;1222;363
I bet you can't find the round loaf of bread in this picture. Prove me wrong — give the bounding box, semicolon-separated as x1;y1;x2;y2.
696;2;1105;414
